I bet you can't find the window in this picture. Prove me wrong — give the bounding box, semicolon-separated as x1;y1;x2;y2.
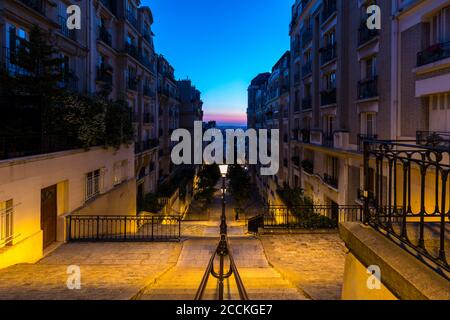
324;72;336;90
1;199;13;247
430;6;450;44
86;169;101;200
365;56;377;79
324;115;335;135
366;113;375;135
327;156;339;179
113;161;128;186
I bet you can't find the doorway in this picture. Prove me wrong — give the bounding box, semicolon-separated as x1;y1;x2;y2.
41;185;57;249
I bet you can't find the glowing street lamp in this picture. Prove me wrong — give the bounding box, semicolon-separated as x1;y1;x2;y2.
219;164;228;177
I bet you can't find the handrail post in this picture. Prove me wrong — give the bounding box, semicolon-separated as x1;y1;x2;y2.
96;216;100;240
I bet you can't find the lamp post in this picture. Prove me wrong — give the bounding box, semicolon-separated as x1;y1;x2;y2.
217;165;228;300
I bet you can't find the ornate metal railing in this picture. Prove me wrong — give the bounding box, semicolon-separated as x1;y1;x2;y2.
416;131;450;149
320;43;337;65
66;215;181;242
357;134;378;152
19;0;45;15
358;22;379;46
358;76;378;100
320;88;336;106
417;41;450;67
362;139;450;274
248;205;362;233
99;26;112;46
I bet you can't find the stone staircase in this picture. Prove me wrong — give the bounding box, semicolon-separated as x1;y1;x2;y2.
138;237;309;300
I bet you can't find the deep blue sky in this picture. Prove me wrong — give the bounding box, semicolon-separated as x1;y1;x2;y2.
143;0;292;125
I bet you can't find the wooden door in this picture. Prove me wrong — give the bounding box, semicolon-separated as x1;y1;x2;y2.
41;185;57;249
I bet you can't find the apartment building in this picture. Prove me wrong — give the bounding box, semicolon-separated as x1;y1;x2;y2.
157;55;180;183
0;0;136;268
287;0;394;208
248;52;291;205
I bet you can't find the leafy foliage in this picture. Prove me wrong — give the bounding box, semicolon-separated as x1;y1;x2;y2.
227;165;251;207
195;164;221;203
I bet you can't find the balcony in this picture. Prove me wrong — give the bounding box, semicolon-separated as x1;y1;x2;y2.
139;54;154;72
320;43;337;65
301;61;312;76
358;22;379;46
301;160;314;174
294;73;301;85
124;43;138;59
100;0;116;15
301;129;310;143
301;28;313;48
143;85;155;97
126;10;138;29
96;66;113;85
322;133;334;147
320;88;336;106
135;139;159;154
416;131;450;148
143;113;154;124
58;15;76;41
357;134;378;152
322;0;337;22
294;101;300;113
358;76;378;100
99;27;112;46
301;0;311;10
417;41;450;67
324;173;338;189
291;156;300;167
302;96;312;110
19;0;45;15
127;76;138;91
142;30;152;44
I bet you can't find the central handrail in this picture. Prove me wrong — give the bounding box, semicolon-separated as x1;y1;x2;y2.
195;237;249;300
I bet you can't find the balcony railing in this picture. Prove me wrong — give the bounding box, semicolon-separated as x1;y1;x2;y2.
320;88;336;106
301;129;310;143
322;0;337;22
19;0;45;15
301;28;313;48
127;76;138;91
291;156;300;167
124;43;138;59
99;27;112;46
322;133;334;147
358;76;378;100
96;66;113;85
135;139;159;154
417;41;450;67
358;23;379;46
58;15;76;41
0;134;79;160
301;160;314;174
302;96;312;109
357;134;378;152
143;85;155;97
301;61;312;76
320;43;337;65
324;173;338;188
143;113;154;124
294;73;300;85
363;139;450;273
100;0;116;15
416;131;450;148
126;10;138;29
142;30;152;44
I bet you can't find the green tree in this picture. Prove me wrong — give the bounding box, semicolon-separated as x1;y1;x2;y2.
227;165;251;207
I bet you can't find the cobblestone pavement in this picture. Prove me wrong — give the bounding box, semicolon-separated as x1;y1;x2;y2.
0;242;181;300
260;233;346;300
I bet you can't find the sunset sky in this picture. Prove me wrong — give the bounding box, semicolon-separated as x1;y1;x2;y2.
145;0;292;126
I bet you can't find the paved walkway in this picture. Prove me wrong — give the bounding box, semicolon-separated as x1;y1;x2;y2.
260;233;346;300
0;243;181;300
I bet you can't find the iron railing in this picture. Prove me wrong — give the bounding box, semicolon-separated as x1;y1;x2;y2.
358;22;379;46
322;0;337;22
320;88;336;106
301;159;314;174
302;96;312;109
58;15;76;41
416;131;450;149
100;0;116;15
19;0;45;15
126;9;138;29
96;66;113;85
362;139;450;274
301;27;313;48
248;205;362;233
320;43;337;65
301;61;312;76
358;76;378;100
417;41;450;67
66;215;181;242
99;26;112;46
357;134;378;152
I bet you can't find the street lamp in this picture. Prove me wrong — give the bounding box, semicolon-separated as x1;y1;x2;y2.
218;165;228;237
219;164;228;177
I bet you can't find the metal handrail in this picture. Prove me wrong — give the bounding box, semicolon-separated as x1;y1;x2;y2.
195;237;249;300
